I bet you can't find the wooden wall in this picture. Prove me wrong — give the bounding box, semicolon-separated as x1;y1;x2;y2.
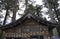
3;18;50;38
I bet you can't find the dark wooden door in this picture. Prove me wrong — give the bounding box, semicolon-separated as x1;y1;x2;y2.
14;37;21;39
31;35;44;39
40;36;44;39
31;36;38;39
21;37;30;39
6;37;12;39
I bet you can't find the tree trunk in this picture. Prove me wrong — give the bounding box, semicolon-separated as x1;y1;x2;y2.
25;0;28;13
3;9;8;25
12;0;18;22
12;8;16;22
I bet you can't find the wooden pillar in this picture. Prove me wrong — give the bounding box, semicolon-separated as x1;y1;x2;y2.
4;38;6;39
48;30;53;39
12;38;13;39
44;36;48;39
48;36;50;39
1;31;6;39
0;30;2;39
38;35;40;39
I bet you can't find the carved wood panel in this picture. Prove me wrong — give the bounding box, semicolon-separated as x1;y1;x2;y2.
4;18;49;37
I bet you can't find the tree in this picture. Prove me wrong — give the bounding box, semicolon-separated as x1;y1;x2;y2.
0;11;3;25
45;0;60;37
12;0;18;22
46;0;59;22
36;5;42;16
0;0;4;25
0;0;18;25
1;0;13;25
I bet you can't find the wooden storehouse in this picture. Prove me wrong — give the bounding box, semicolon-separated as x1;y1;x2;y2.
0;13;58;39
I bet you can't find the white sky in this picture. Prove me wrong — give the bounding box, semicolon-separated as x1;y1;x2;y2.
16;0;26;20
58;0;60;9
33;0;43;6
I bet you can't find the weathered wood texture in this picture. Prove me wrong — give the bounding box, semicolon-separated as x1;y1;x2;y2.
3;18;49;38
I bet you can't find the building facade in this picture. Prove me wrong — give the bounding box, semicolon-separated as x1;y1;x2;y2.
0;13;57;39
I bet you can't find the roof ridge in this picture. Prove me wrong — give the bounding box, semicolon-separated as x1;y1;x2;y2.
0;13;59;30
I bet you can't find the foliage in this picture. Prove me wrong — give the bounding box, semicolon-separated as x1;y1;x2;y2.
46;0;60;37
2;0;13;10
36;5;42;16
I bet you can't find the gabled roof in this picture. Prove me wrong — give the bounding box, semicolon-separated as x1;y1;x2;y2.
0;13;58;31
